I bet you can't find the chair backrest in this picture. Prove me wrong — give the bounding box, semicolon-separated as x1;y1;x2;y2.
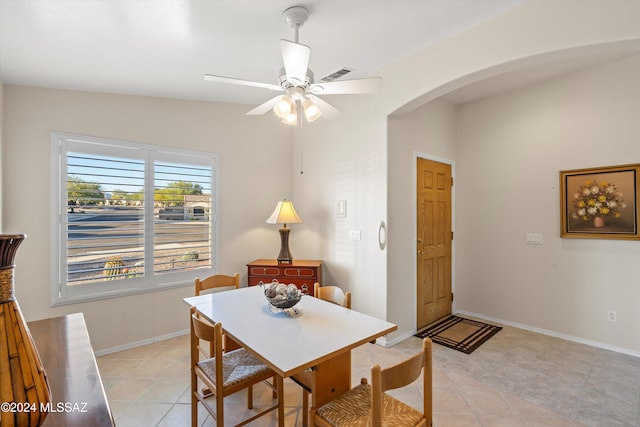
313;282;351;309
190;306;223;361
371;337;432;426
195;273;240;296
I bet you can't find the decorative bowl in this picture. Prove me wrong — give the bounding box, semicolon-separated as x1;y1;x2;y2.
262;281;302;309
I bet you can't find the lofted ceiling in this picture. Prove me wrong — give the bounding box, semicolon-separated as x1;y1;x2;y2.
2;1;637;110
0;0;526;107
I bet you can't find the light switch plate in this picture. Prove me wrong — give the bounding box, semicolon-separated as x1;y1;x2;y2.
337;200;347;218
526;233;543;245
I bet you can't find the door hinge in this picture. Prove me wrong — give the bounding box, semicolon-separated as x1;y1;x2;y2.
451;177;454;186
451;292;454;302
451;231;454;240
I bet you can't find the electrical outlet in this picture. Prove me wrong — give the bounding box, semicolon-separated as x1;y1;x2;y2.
607;310;617;322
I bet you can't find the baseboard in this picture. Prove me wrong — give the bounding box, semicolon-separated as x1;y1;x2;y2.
94;329;189;357
378;330;417;348
456;310;640;358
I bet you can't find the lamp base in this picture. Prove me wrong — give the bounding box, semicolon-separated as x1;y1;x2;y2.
277;228;294;264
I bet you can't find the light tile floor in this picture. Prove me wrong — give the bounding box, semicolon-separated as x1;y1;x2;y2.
97;323;640;426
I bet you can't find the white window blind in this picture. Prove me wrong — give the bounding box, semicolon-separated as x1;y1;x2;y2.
153;161;212;275
51;132;218;304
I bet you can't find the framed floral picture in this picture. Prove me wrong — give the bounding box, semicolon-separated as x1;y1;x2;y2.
560;164;640;239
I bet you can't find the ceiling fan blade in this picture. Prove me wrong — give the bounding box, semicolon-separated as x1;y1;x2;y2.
204;74;282;91
310;77;382;95
280;40;310;85
307;95;341;120
247;95;283;116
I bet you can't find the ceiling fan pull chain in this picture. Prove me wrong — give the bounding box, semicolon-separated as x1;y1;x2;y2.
299;115;304;174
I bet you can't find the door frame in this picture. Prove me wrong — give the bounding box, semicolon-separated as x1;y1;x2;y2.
413;151;456;332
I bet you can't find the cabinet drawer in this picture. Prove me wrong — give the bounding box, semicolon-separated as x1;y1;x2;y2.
284;280;314;295
283;267;315;278
247;260;322;297
249;266;281;277
249;277;315;295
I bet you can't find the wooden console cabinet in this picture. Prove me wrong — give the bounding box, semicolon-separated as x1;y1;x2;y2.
29;313;115;427
247;259;322;297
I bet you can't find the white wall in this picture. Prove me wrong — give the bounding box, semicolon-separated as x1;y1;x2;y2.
384;0;640;117
291;95;388;320
3;85;291;351
295;0;640;349
455;54;640;354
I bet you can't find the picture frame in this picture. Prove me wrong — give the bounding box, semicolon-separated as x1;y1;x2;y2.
560;164;640;240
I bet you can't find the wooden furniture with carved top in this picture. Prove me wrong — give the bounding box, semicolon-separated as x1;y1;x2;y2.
247;259;322;297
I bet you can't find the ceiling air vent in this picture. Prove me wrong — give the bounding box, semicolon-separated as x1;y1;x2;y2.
321;68;353;82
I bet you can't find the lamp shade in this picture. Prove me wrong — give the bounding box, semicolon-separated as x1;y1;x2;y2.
273;95;293;119
303;99;321;122
266;200;303;225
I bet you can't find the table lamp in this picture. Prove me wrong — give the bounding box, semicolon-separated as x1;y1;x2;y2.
266;200;303;264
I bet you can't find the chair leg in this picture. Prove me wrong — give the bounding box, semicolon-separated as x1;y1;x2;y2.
191;380;198;427
247;385;253;409
272;375;278;398
309;406;317;427
302;389;309;427
216;392;225;427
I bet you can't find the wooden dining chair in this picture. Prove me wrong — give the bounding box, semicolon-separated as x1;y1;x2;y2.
195;273;241;354
294;283;353;425
195;273;240;295
310;337;433;427
313;282;351;309
190;306;279;427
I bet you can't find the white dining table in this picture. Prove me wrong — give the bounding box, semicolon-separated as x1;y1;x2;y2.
183;285;397;426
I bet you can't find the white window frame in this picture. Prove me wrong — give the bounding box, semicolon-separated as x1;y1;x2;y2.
50;131;219;305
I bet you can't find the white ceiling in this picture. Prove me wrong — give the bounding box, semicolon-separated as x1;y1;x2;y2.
0;0;526;107
2;0;637;110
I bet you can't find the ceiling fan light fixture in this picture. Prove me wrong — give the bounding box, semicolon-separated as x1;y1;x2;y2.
273;95;293;119
303;99;321;122
282;103;298;126
204;5;379;126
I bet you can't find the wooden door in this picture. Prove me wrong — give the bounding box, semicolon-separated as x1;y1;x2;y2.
417;158;452;330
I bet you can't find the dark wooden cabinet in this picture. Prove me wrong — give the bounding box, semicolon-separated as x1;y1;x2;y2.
247;259;322;296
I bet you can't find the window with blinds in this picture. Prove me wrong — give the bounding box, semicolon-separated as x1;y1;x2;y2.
51;132;218;304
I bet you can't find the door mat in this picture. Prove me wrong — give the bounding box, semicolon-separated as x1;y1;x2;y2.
415;315;502;354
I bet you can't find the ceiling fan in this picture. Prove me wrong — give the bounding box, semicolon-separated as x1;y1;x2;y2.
204;6;382;125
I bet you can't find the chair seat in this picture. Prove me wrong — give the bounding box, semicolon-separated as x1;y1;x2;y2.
316;382;424;426
198;348;272;389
